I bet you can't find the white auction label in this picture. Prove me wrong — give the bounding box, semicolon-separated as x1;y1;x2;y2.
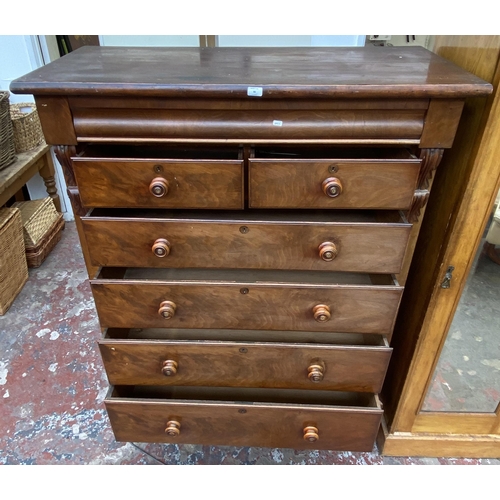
247;86;263;97
273;120;283;126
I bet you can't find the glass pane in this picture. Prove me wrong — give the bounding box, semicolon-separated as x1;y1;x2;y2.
217;35;365;47
100;36;200;47
423;200;500;412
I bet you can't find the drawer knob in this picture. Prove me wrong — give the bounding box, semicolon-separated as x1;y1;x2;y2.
308;362;325;383
162;359;178;376
158;300;177;319
322;177;343;198
303;426;319;442
149;177;169;198
152;238;171;258
165;420;181;437
313;304;331;322
318;242;338;261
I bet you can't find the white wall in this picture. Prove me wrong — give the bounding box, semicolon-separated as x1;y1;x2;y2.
218;35;365;47
0;35;72;220
100;35;200;46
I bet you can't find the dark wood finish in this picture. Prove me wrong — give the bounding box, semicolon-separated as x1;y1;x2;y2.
98;339;392;392
34;96;77;145
419;99;465;148
12;46;491;453
12;46;491;99
81;211;411;274
72;156;244;209
90;270;402;335
249;153;421;210
105;386;382;451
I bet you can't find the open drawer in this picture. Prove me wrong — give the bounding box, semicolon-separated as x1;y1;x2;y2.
105;385;383;451
99;330;392;392
72;145;244;209
249;146;421;209
91;268;402;337
81;209;411;274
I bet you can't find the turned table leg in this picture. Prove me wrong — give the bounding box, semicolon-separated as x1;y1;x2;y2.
39;149;61;212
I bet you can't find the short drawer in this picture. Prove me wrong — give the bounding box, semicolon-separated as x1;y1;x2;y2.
105;386;383;451
82;209;411;274
99;335;392;392
249;147;421;209
72;145;244;209
91;269;402;337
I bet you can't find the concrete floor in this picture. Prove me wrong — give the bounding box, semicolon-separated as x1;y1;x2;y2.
1;222;499;465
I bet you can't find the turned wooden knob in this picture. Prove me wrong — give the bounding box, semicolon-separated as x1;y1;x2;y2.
158;300;176;319
313;304;331;323
152;238;171;257
149;177;169;198
318;241;338;261
162;360;178;376
322;177;343;198
165;420;181;437
308;362;325;383
303;426;319;442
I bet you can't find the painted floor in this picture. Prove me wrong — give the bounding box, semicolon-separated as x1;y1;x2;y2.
1;222;499;465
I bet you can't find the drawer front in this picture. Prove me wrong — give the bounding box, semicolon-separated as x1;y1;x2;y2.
91;280;402;334
249;158;421;209
99;340;392;392
105;389;382;451
72;158;244;209
82;215;411;273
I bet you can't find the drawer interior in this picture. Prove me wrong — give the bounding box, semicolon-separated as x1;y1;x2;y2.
104;327;390;346
87;207;408;225
76;144;242;161
96;267;399;287
111;385;380;409
252;146;418;161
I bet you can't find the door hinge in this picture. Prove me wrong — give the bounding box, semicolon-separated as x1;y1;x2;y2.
440;265;455;289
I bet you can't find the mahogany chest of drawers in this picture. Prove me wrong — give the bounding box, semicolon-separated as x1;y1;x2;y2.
11;46;491;452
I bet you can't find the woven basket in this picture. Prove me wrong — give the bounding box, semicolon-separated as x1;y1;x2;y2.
12;197;59;246
25;213;65;268
0;91;16;171
0;208;28;315
10;102;45;153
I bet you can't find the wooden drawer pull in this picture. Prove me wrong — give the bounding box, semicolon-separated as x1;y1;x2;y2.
303;426;319;442
312;304;331;322
308;362;325;382
149;177;169;198
162;359;178;376
158;300;177;319
318;241;338;261
322;177;343;198
152;238;171;257
165;420;181;437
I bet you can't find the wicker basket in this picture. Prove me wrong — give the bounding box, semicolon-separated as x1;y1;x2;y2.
12;197;59;246
10;102;45;153
25;213;65;268
0;91;16;171
0;208;28;315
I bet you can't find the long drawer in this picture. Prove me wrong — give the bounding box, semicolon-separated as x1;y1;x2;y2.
72;146;244;209
249;147;421;209
99;335;392;392
106;386;383;451
91;269;402;336
82;210;411;274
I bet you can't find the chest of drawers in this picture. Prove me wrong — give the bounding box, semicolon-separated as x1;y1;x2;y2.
11;46;491;452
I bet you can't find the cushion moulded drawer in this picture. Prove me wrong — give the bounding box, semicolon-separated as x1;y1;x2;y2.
249;147;422;209
72;145;244;209
81;209;411;274
105;385;383;451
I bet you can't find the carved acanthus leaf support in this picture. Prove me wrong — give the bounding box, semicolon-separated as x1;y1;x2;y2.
54;145;86;216
418;148;444;190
